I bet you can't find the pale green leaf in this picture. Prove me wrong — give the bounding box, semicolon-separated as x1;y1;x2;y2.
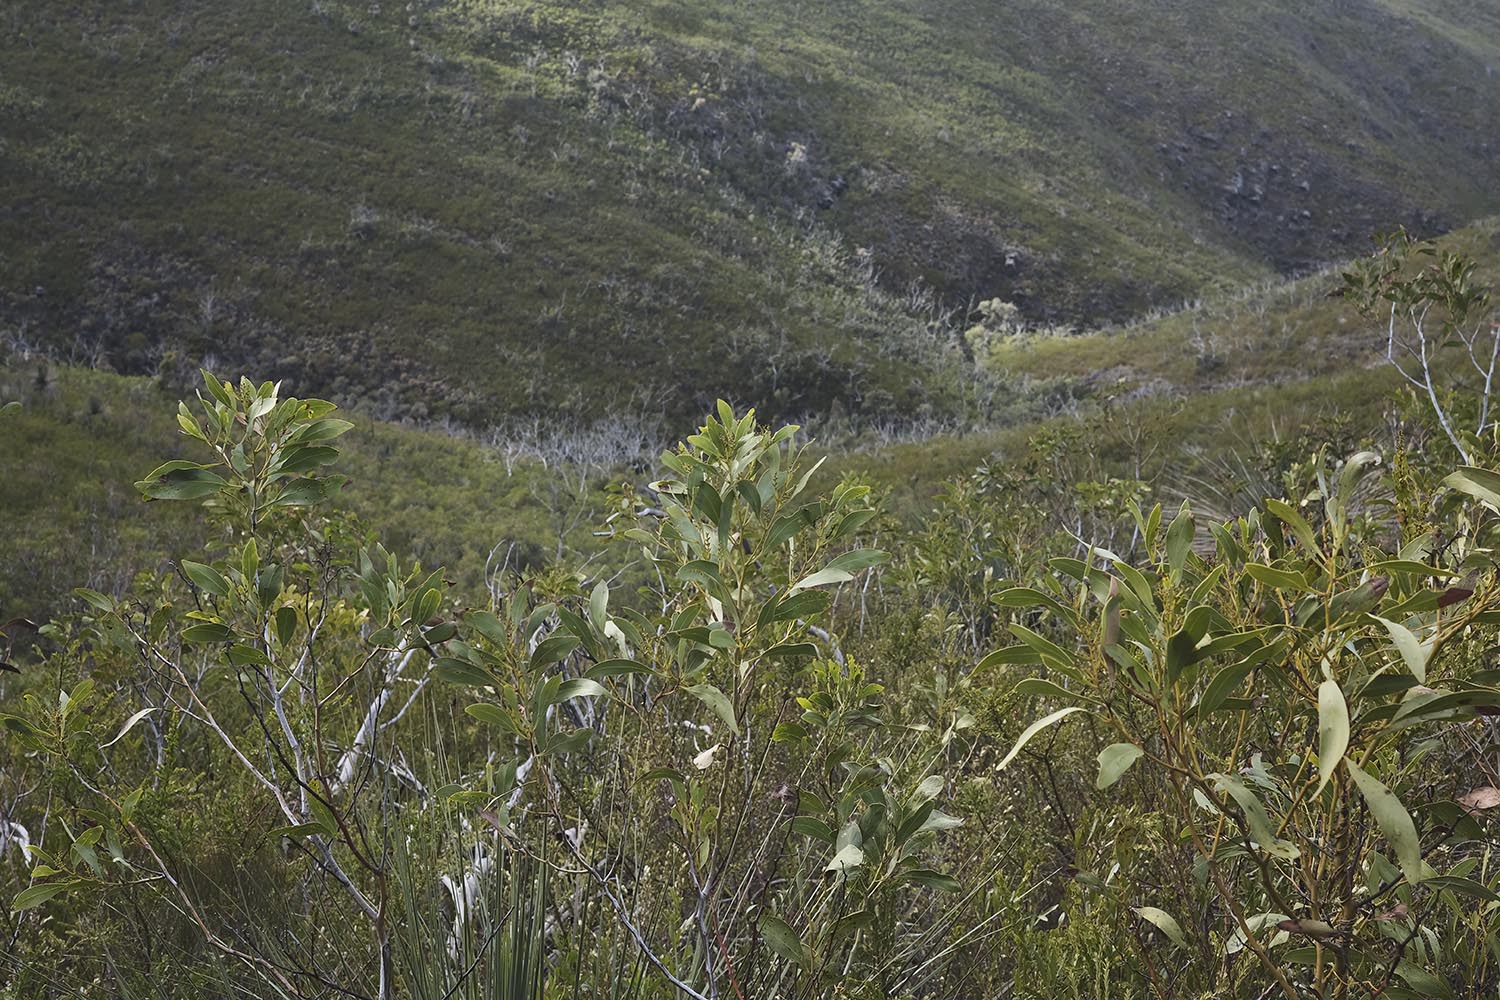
1375;616;1432;684
685;683;739;736
101;708;158;749
1096;743;1145;789
997;706;1085;771
1346;760;1424;885
1315;680;1349;798
1134;906;1187;948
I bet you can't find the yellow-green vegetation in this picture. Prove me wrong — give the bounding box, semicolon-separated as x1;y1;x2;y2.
3;356;1499;998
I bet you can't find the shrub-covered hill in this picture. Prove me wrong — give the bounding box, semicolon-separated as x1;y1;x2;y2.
4;211;1459;626
4;1;1500;425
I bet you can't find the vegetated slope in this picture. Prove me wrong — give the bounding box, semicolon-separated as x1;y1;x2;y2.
979;217;1500;408
13;207;1484;623
3;1;1500;426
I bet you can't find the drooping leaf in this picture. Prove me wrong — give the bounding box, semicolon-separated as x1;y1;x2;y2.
823;549;889;575
685;683;739;736
553;678;607;703
1096;743;1145;790
101;708;158;749
997;707;1086;770
434;657;493;686
181;622;234;644
1346;760;1424;885
789;567;854;592
1211;773;1299;860
274;606;298;647
824;843;865;873
1164;506;1196;574
918;809;964;833
1263;498;1319;553
899;868;962;892
585;658;657;680
465;703;517;732
911;774;945;805
1444;466;1500;510
1246;563;1312;592
1375;616;1432;684
1134;906;1187;949
1315;680;1349;798
181;561;230;599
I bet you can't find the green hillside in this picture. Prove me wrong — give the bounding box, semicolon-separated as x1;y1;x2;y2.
12;216;1482;623
4;0;1499;426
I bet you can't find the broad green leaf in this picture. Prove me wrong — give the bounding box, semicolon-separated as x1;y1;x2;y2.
1246;563;1312;592
466;610;510;649
911;774;944;806
414;588;440;626
1096;743;1144;789
1225;912;1290;955
756;590;830;630
1264;497;1319;553
1134;906;1187;948
181;561;230;598
918;809;964;833
823;549;889;574
790;567;854;592
1211;773;1299;860
553;678;607;703
1165;506;1195;574
1423;875;1500;902
12;882;69;912
1315;680;1349;798
433;657;492;686
289;417;354;444
274;606;298;647
585;658;657;680
74;588;115;614
993;587;1079;626
1011;677;1088;702
1347;760;1424;885
465;703;517;732
1444;466;1500;510
825;843;864;873
1394;961;1456;1000
760;914;806;965
1375;616;1432;684
136;462;228;501
899;868;962;892
772;722;808;743
530;634;580;669
270;445;339;476
686;683;739;736
181;622;233;643
227;643;271;667
997;707;1085;770
790;816;834;843
589;580;609;628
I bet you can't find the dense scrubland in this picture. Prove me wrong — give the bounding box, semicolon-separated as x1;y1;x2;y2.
3;231;1500;999
6;1;1500;997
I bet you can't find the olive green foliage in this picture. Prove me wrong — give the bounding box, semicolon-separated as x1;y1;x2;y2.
5;241;1500;999
6;0;1500;427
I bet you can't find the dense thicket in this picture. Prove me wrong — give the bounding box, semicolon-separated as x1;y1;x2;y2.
2;243;1500;999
